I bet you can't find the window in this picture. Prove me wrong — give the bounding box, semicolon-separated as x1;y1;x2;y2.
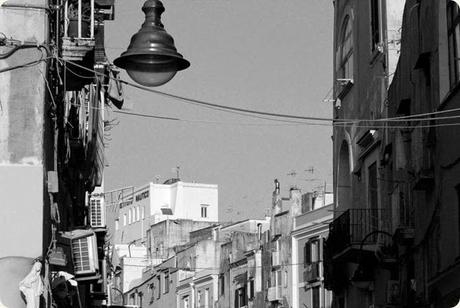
147;229;152;257
138;292;143;308
248;279;254;300
197;290;202;308
370;0;382;51
164;273;169;294
129;293;135;305
275;240;280;252
201;205;208;218
149;284;154;304
234;286;247;308
123;214;127;226
136;206;140;221
115;219;119;230
311;240;320;263
368;162;379;231
141;206;145;220
338;16;353;80
456;184;460;251
204;288;209;308
219;274;225;295
157;276;161;299
283;270;288;288
368;162;378;209
447;1;460;88
304;241;311;265
271;270;282;287
312;286;320;308
183;296;189;308
128;208;132;224
304;238;320;265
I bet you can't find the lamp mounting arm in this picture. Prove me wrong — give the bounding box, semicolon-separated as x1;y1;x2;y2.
142;0;165;28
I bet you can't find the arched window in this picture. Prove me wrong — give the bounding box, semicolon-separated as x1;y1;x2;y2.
338;16;353;80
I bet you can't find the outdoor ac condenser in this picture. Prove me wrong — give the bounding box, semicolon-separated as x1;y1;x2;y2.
89;195;105;228
62;229;99;276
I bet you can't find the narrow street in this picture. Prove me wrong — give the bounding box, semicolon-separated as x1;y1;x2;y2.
1;1;460;308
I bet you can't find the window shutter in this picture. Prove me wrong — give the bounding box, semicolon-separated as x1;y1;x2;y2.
319;238;324;262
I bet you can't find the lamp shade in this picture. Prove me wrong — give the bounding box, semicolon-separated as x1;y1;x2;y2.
113;0;190;87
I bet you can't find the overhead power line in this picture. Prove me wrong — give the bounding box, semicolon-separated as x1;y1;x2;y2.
114;110;460;129
57;57;460;128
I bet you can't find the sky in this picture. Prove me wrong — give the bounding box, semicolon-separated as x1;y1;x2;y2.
104;0;334;222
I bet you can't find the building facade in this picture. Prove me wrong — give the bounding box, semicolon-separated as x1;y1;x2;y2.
327;1;405;307
107;180;219;245
292;202;334;308
327;0;460;308
0;0;116;307
386;1;460;307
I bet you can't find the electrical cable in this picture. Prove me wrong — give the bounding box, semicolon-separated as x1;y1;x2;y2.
119;261;323;271
65;64;97;79
113;110;180;121
53;58;359;123
57;58;460;128
0;41;50;59
112;109;460;129
0;56;51;74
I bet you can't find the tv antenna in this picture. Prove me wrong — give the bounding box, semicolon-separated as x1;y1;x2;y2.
171;166;181;179
287;170;298;189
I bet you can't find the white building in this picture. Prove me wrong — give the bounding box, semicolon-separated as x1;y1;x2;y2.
109;179;218;244
291;193;334;308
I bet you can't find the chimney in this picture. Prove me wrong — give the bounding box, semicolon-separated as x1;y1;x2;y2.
301;193;309;213
272;179;282;215
289;187;302;216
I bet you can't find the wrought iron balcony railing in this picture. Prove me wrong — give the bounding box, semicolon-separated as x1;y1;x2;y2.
328;209;391;259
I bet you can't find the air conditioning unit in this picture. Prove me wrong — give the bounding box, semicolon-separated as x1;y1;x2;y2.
62;229;99;276
89;195;105;228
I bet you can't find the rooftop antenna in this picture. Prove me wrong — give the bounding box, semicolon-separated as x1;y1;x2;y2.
171;166;181;180
287;170;298;189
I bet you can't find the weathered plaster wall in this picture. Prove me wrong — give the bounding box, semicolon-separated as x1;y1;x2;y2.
0;0;48;261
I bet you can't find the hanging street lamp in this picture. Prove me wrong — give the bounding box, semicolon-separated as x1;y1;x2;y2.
114;0;190;87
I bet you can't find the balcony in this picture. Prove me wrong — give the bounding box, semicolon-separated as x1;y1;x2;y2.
272;251;281;267
267;286;282;302
62;0;96;61
327;209;391;262
177;269;195;281
303;262;320;283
